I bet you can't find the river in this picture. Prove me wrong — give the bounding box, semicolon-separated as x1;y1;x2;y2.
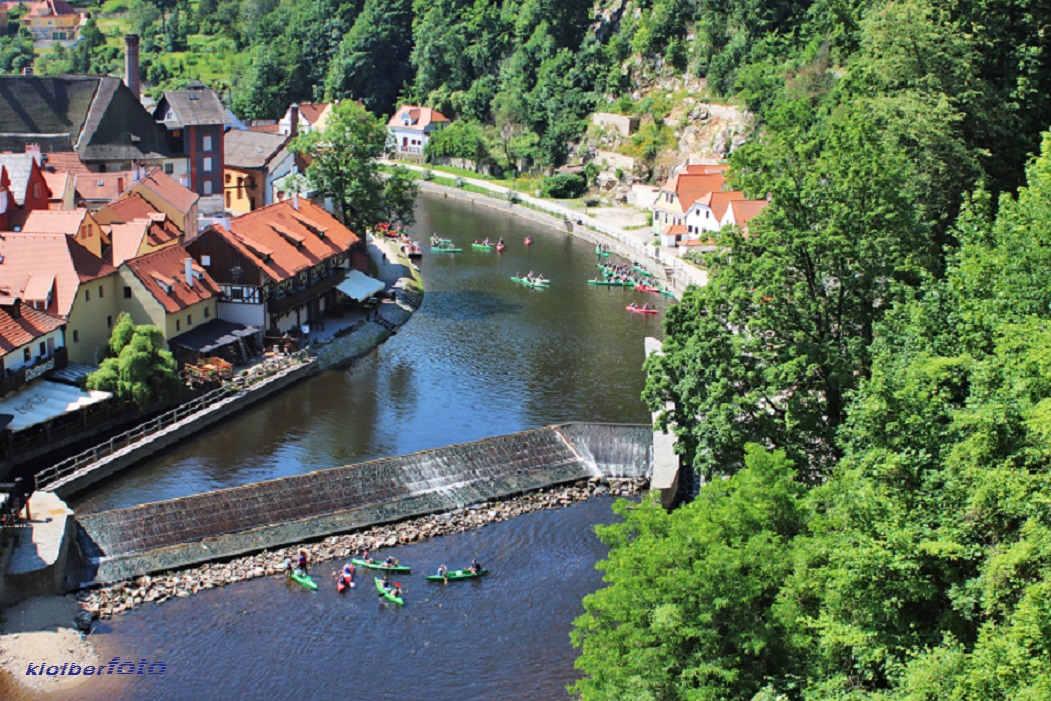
8;192;671;700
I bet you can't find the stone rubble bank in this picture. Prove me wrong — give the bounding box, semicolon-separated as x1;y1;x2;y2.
77;476;648;620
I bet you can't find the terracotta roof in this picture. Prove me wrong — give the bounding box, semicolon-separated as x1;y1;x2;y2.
0;233;116;317
74;171;133;202
41;171;71;201
663;224;688;235
123;244;220;314
248;123;282;133
682;236;717;246
24;0;78;18
387;105;451;130
0;302;64;357
43;153;91;174
297;103;328;125
728;199;769;228
658;173;726;213
216;199;359;282
684;164;729;175
136;170;199;215
20;208;90;236
108;220;150;267
95;192;160;225
707;190;744;222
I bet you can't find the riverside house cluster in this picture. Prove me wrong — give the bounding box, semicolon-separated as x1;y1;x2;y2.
0;49;379;478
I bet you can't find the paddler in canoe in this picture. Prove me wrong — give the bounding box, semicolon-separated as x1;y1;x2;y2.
384;556;399;568
297;549;309;575
437;564;448;583
468;558;482;575
360;548;375;564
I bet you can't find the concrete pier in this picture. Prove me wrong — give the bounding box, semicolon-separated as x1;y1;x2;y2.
645;337;681;508
0;492;75;604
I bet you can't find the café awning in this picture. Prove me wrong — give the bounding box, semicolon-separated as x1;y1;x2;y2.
0;380;111;432
336;270;385;301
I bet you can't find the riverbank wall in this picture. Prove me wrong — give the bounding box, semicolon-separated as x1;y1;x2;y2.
73;423;650;587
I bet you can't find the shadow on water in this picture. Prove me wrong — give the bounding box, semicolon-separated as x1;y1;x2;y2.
420;289;526;321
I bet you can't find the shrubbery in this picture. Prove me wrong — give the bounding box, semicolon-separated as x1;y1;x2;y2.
541;173;587;199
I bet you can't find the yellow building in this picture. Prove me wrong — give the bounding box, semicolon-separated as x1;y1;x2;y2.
21;0;82;41
20;209;108;258
119;244;219;342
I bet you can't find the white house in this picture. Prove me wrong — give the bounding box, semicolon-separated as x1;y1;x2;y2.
684;190;744;239
386;105;451;156
278;103;332;137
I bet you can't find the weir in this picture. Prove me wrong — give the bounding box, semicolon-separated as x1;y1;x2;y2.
73;422;651;585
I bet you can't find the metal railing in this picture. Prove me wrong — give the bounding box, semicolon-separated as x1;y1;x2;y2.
36;351;313;490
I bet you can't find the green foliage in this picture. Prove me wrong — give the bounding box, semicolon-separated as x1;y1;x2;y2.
540;173;586;198
86;314;181;410
289;101;418;232
423;121;492;165
0;33;34;75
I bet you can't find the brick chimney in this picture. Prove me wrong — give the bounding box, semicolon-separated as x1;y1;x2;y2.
116;175;125;193
124;35;140;101
289;104;299;138
24;144;41;166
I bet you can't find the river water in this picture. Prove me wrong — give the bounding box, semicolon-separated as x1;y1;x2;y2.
10;193;671;700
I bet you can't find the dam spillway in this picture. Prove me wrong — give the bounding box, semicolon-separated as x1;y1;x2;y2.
74;422;652;585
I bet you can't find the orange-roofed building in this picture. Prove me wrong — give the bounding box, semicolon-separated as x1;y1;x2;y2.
652;166;726;234
128;169;199;238
20;0;82;41
18;208;108;258
73;171;135;210
187;198;362;334
0;153;52;218
43;152;91;175
0;166;12;231
0;232;120;364
119;244;220;344
42;170;74;210
721;199;769;235
0;296;67;390
106;212;181;267
95;192;163;228
683;190;745;240
387;105;451;157
278;103;332;137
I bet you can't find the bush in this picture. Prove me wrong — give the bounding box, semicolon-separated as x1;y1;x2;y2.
541;173;587;199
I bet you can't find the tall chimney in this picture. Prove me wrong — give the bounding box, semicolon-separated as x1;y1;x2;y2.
185;258;194;287
124;35;140;101
289;104;299;138
116;175;125;193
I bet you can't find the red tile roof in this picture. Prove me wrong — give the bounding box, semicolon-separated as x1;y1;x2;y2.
24;0;78;18
387;105;451;130
707;190;745;222
216;199;359;282
0;233;116;317
297;103;329;125
727;199;769;229
19;208;90;236
663;224;688;235
95;192;160;225
43;153;91;175
136;169;199;215
123;244;220;314
108;220;150;267
0;302;64;356
684;164;729;175
41;171;71;201
248;123;282;133
74;171;133;202
658;173;726;213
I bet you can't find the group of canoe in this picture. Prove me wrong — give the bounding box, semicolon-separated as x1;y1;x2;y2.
287;549;487;606
590;261;675;297
431;233;534;254
511;271;550;289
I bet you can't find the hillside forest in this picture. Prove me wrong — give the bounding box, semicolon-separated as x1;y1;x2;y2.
5;0;1051;696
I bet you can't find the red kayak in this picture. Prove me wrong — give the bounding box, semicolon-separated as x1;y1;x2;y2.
626;306;659;315
497;244;507;252
524;236;533;246
635;284;659;293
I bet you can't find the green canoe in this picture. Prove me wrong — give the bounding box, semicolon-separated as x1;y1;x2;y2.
660;289;676;298
290;571;318;590
374;577;404;605
352;558;411;573
472;243;494;251
595;246;610;258
431;245;462;253
511;276;549;289
425;568;490;582
587;279;634;286
633;266;654;277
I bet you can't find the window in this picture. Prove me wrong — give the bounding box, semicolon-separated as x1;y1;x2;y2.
33;183;41;199
38;341;46;356
98;285;104;298
107;315;112;328
203;157;213;173
73;330;79;343
176;320;180;331
203;135;213;151
123;286;132;299
231;288;244;300
226;192;231;208
203;180;214;195
24;348;31;363
164;163;174;175
187;314;192;326
85;289;90;301
204;307;210;319
202;255;211;266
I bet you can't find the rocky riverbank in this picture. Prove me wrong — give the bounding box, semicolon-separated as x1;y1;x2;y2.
76;476;648;620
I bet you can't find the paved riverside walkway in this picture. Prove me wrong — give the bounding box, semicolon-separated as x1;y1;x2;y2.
2;492;75;603
381;160;708;294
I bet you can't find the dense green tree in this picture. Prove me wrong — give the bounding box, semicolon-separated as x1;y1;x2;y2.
324;0;413;115
87;315;181;410
572;445;806;701
289;101;418;234
231;45;288;120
